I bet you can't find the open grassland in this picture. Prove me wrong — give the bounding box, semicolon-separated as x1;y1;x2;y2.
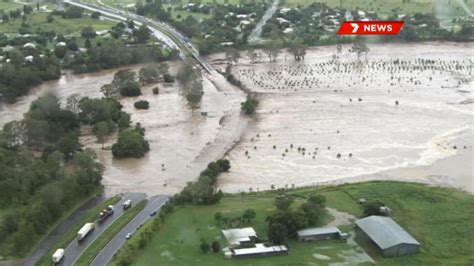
36;196;121;266
0;0;23;12
128;182;474;265
282;0;473;17
0;12;115;35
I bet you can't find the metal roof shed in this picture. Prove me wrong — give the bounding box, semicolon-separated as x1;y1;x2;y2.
297;226;341;241
355;216;420;257
222;227;257;246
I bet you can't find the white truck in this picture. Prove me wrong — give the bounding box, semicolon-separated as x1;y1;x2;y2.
52;248;64;264
77;222;95;241
123;199;132;210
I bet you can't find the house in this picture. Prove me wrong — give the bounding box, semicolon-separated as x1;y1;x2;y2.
229;243;288;258
297;226;342;241
222;227;257;246
355;216;420;257
23;43;36;49
283;28;294;34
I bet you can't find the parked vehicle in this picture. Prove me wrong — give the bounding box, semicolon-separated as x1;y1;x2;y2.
52;248;64;264
126;233;132;239
77;222;95;241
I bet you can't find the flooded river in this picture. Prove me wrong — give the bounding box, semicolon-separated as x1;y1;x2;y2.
207;42;474;194
1;42;472;196
0;63;247;196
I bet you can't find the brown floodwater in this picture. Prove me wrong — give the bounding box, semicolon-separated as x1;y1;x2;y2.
0;63;247;197
207;42;474;194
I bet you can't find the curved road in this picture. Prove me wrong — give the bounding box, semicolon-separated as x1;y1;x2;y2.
90;195;169;266
58;193;146;266
62;0;214;73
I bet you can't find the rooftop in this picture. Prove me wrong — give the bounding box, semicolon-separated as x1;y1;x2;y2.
297;226;340;237
222;227;257;246
355;216;420;250
232;243;288;256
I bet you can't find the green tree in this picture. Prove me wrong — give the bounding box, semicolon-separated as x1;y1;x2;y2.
133;24;151;43
211;240;221;253
112;128;150;158
242;209;256;223
200;240;210;253
95;121;110;149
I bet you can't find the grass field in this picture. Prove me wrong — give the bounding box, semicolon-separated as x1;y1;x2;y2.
36;196;121;266
0;12;115;35
128;182;474;266
282;0;473;17
75;200;147;266
0;0;23;12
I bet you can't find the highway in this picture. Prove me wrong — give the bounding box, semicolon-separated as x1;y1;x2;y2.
23;195;105;266
62;0;215;73
58;193;146;266
90;195;169;266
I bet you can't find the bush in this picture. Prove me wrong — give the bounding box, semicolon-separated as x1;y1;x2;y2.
119;82;141;97
112;127;150;158
134;100;149;109
163;73;175;83
241;97;259;115
211;240;221;252
152;87;159;94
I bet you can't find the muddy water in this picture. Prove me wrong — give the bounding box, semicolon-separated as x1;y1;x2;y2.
208;42;474;194
0;63;247;196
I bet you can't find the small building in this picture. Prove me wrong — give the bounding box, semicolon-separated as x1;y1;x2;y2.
231;243;288;258
23;42;36;49
222;227;257;246
297;226;341;241
355;216;420;257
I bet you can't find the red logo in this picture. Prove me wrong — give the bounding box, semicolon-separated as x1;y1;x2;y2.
337;21;404;35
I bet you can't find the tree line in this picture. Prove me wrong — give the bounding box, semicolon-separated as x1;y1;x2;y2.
0;95;104;257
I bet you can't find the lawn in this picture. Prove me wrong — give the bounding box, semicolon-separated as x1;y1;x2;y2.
0;12;115;35
283;0;473;17
36;196;121;266
75;200;147;266
0;0;23;12
128;182;474;265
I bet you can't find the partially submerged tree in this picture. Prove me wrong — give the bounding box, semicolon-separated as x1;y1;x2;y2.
288;38;307;61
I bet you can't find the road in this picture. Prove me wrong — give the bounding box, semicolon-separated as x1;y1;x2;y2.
90;195;169;266
62;0;214;73
23;195;105;266
57;193;146;266
248;0;280;43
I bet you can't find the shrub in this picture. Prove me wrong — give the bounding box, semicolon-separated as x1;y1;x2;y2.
163;73;175;83
119;82;141;97
152;87;159;95
134;100;149;109
241;97;259;115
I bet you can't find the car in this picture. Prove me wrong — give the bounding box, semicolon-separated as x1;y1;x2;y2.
150;211;157;216
126;233;132;239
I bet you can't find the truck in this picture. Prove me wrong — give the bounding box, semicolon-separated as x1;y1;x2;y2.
98;205;114;223
52;248;64;264
77;222;95;241
123;199;132;210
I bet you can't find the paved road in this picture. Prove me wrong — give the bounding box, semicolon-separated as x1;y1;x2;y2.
22;195;106;266
90;195;169;266
249;0;280;43
57;193;146;266
62;0;214;73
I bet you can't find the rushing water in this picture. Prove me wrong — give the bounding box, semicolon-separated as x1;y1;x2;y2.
0;63;247;197
207;42;474;193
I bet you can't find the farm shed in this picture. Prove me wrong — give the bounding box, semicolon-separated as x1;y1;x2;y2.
222;227;257;246
355;216;420;257
297;226;342;241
